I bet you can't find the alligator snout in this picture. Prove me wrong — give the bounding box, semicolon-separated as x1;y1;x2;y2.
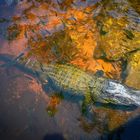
102;80;140;106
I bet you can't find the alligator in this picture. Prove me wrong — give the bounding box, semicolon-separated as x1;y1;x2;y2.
0;54;140;116
37;63;140;106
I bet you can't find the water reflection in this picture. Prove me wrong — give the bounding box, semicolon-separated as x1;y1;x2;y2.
0;0;140;139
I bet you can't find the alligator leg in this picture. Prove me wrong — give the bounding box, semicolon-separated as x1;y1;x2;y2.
81;92;94;122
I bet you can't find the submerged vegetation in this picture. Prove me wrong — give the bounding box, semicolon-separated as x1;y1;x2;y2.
94;0;140;61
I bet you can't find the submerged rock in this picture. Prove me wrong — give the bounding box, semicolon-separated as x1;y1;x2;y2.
125;51;140;89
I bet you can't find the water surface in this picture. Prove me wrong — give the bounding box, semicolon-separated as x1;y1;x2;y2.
0;0;140;140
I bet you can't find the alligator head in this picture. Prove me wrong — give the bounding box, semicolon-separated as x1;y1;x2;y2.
90;78;140;106
100;80;140;106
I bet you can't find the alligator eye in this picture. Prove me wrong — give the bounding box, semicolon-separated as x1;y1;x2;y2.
105;81;116;91
109;81;117;87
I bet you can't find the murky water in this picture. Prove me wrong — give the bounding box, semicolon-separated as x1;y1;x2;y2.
0;0;140;140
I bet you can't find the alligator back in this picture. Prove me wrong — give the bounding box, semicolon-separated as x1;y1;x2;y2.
39;64;96;95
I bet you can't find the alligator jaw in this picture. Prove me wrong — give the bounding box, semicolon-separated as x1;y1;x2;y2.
101;80;140;106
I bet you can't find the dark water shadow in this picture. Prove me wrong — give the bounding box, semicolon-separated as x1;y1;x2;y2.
101;114;140;140
43;133;65;140
95;102;138;111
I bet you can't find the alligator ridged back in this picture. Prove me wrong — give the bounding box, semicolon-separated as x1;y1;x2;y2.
41;64;94;94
